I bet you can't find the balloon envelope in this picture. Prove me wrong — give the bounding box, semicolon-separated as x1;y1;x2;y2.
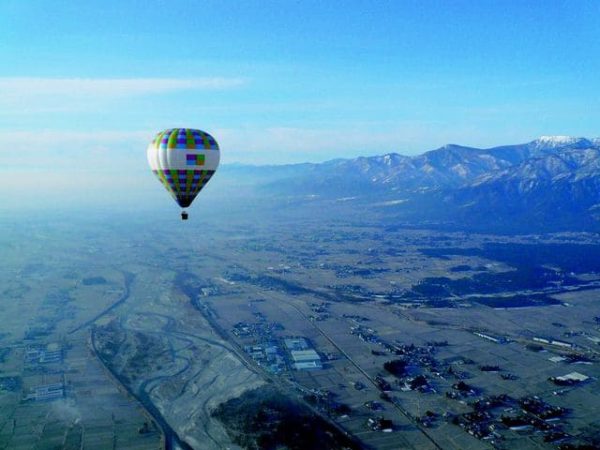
147;128;220;208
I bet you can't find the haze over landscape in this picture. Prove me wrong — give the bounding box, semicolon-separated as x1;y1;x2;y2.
1;1;600;450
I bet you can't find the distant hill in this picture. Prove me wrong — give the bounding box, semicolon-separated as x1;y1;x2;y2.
219;136;600;232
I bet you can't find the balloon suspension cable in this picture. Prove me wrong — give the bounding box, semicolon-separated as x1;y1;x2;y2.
181;210;189;221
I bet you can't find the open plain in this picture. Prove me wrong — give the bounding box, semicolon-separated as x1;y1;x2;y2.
1;211;599;449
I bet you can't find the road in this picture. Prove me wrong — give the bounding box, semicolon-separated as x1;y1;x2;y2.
68;270;135;334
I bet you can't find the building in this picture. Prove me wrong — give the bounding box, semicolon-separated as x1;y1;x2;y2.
555;372;589;383
473;332;507;344
27;383;64;402
533;337;573;348
284;338;309;351
290;349;322;370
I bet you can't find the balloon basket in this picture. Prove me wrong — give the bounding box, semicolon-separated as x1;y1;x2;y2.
181;211;189;220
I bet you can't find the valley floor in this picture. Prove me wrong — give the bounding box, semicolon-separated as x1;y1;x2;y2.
0;214;599;449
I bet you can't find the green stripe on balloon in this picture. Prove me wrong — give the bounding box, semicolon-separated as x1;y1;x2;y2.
202;134;211;149
154;170;176;200
154;131;163;149
185;170;194;195
168;130;178;149
169;170;180;194
185;129;195;149
196;170;207;193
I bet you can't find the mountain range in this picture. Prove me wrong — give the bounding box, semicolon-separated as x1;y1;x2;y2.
220;136;600;232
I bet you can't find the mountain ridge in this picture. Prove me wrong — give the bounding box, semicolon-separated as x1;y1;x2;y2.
220;136;600;231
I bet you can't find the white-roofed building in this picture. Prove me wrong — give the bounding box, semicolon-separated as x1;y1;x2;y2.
555;372;589;382
290;349;322;370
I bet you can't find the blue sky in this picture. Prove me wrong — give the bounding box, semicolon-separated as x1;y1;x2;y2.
1;0;599;208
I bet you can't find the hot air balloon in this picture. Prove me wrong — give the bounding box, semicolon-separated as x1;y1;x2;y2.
147;128;220;220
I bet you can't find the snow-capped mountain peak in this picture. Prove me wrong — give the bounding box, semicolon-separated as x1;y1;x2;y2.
538;135;579;144
533;136;591;149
